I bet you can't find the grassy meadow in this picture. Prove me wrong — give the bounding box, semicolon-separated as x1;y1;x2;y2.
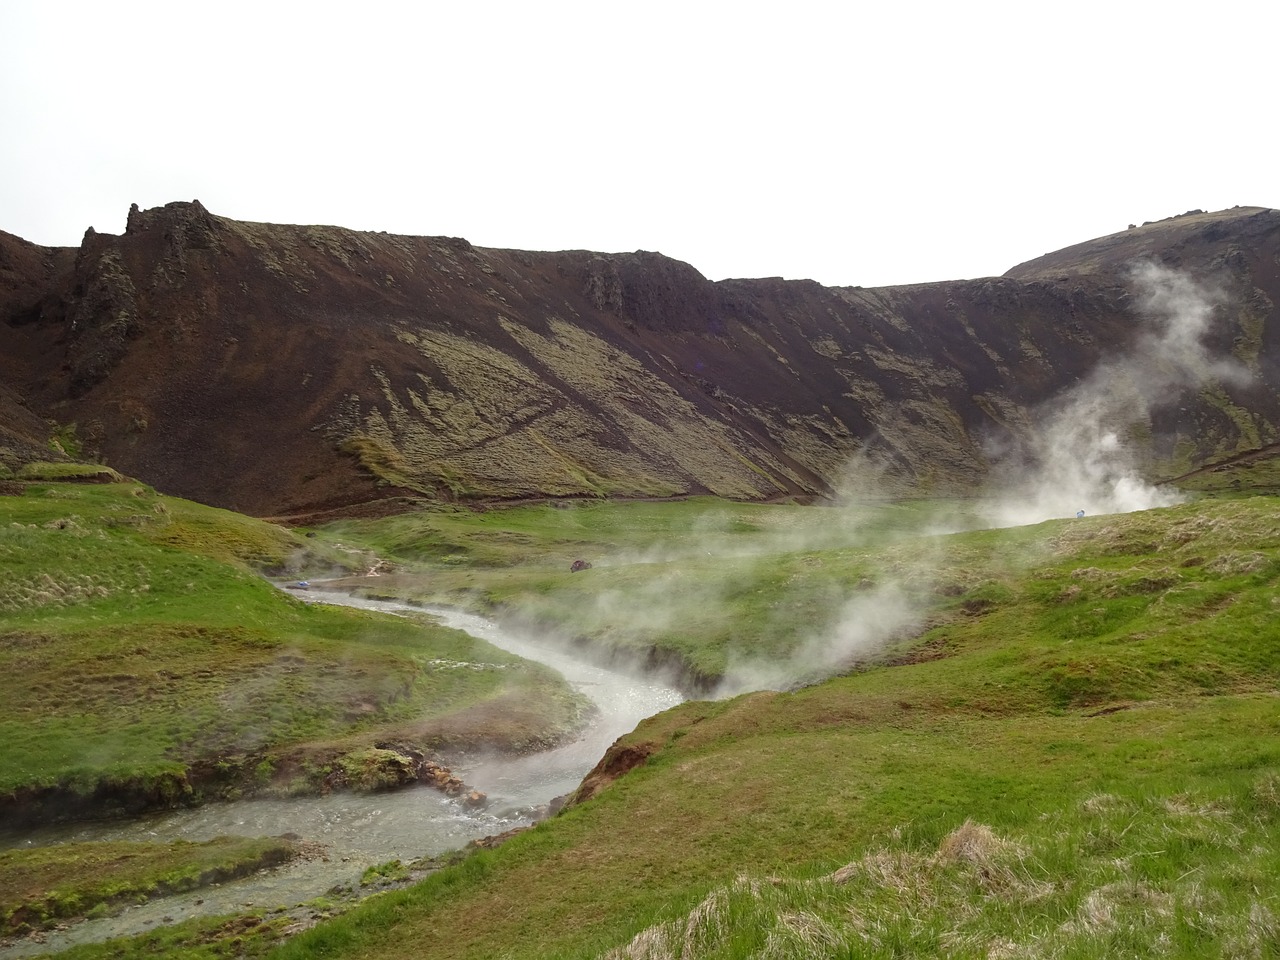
5;483;1278;957
255;492;1280;959
0;480;590;822
317;497;974;687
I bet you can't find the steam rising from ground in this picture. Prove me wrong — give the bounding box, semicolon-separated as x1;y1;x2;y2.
584;265;1246;697
983;263;1243;527
714;582;920;697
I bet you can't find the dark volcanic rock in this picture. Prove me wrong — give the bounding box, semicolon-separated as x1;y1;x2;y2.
1;203;1277;515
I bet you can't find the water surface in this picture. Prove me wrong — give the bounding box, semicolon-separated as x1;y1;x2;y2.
0;593;684;957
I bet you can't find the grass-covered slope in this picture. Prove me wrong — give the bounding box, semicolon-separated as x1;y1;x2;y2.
268;495;1279;959
0;481;590;824
0;837;299;936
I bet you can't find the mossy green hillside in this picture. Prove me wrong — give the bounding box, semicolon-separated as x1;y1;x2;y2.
0;482;589;818
0;837;298;934
1172;447;1280;496
15;462;124;482
263;495;1280;959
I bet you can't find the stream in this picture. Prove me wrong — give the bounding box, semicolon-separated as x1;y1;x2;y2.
0;592;685;958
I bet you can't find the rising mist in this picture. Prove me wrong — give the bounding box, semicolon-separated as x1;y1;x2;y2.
980;263;1246;527
580;265;1248;696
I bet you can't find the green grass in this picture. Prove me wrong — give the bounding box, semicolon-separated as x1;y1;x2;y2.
266;696;1280;960
314;496;1280;693
314;497;961;568
23;911;300;959
597;776;1280;959
0;837;298;934
251;493;1280;959
15;463;124;481
315;497;997;683
0;483;590;817
9;492;1279;957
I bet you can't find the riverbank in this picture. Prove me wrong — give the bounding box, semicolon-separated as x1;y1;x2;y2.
0;593;684;957
0;837;302;937
0;482;598;831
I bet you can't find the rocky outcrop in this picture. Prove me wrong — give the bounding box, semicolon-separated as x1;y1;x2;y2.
0;384;56;469
66;239;142;394
568;741;658;807
1;203;1277;515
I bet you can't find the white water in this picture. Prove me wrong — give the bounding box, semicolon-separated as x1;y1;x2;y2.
309;594;685;806
0;592;684;957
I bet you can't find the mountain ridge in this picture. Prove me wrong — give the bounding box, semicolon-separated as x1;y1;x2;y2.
2;202;1277;516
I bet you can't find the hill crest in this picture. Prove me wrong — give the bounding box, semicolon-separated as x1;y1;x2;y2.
2;203;1277;516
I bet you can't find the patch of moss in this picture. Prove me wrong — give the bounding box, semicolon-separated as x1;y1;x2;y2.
360;859;410;886
0;837;298;934
1200;386;1263;451
338;434;430;494
48;423;83;459
16;462;125;482
336;748;418;792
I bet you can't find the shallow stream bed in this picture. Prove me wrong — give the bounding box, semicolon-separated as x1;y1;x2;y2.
0;592;684;957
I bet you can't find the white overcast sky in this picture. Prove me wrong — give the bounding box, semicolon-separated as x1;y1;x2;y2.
2;2;1275;288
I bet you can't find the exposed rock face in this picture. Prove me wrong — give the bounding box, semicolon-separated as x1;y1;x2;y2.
1;203;1277;515
0;383;57;466
569;741;658;807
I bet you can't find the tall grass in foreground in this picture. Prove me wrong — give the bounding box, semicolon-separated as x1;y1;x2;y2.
604;775;1280;959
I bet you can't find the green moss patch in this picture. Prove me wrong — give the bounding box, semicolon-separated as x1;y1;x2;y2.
16;462;125;483
0;837;298;934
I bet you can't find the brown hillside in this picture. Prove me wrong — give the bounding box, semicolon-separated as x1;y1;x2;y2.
1;202;1277;516
1005;207;1277;280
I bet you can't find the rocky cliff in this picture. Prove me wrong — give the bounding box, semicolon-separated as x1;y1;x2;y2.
2;203;1277;516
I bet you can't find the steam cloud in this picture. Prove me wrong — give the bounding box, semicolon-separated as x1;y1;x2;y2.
567;265;1247;698
714;582;920;697
712;265;1246;693
983;263;1245;527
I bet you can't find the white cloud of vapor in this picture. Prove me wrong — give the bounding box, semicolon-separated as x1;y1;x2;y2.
705;265;1247;693
714;582;922;697
982;263;1246;527
382;266;1250;709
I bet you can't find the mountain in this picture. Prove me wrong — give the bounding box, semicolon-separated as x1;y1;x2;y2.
2;203;1277;517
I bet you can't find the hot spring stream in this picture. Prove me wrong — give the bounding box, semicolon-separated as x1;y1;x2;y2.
0;592;685;957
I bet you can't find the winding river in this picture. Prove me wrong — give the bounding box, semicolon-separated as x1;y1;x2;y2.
0;592;685;957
